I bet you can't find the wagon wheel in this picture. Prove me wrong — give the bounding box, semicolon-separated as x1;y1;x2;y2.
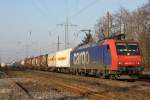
101;67;110;79
102;71;109;79
109;74;117;80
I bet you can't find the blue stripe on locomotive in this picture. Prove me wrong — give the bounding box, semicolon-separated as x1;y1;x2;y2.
70;43;111;68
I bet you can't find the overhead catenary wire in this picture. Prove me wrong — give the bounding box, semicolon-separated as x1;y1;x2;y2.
70;0;99;19
31;0;99;50
69;0;99;42
31;0;48;19
31;0;98;36
31;0;62;33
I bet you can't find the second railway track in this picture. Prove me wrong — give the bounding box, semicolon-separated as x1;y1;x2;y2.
7;70;150;100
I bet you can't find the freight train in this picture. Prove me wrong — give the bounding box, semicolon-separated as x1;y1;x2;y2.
18;34;144;79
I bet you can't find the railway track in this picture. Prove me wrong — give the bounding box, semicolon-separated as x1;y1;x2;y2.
8;70;116;100
34;70;150;89
7;70;150;100
8;79;33;100
0;72;30;99
41;75;112;100
1;71;86;100
32;70;150;99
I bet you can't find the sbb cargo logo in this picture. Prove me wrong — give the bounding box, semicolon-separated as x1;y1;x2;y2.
73;51;90;65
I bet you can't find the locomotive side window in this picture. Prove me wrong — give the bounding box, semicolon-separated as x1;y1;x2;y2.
116;42;140;55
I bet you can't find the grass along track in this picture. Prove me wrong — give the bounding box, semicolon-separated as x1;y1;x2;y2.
8;70;115;100
8;70;150;100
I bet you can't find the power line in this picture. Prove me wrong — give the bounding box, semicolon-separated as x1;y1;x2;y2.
31;0;47;18
36;0;50;14
31;0;61;34
71;0;99;18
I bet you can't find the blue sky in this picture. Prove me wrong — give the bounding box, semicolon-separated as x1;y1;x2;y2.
0;0;148;63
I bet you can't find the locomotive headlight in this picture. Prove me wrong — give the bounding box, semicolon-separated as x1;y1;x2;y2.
137;62;140;65
118;61;122;65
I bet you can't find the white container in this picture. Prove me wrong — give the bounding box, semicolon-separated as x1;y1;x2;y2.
48;52;56;67
56;48;72;67
21;60;25;66
1;63;6;68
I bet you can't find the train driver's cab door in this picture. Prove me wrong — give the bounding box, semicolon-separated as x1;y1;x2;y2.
103;45;111;65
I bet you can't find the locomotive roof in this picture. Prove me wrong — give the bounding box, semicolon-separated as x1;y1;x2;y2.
74;43;101;50
74;39;139;50
103;39;138;44
115;40;138;43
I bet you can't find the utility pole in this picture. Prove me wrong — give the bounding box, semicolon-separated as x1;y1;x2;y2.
106;12;113;37
57;17;77;49
107;12;110;37
25;31;32;58
25;44;29;58
40;47;41;55
57;36;61;51
0;57;1;64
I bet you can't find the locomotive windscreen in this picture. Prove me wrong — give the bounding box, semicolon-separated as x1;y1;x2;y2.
116;42;140;55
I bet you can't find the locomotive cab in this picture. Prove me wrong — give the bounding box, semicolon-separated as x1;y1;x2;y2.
103;38;143;78
115;41;143;75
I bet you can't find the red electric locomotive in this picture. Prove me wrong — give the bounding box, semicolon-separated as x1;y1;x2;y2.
102;34;143;78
